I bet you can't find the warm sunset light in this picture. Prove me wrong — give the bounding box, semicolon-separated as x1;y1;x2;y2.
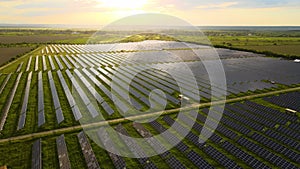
0;0;299;25
97;0;148;9
0;1;300;169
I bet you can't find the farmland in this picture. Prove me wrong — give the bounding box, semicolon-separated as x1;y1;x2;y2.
0;47;34;66
0;35;299;169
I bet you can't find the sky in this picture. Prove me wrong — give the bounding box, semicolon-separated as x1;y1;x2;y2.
0;0;300;26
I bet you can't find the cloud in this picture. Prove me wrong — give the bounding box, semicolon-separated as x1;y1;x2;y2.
196;1;238;9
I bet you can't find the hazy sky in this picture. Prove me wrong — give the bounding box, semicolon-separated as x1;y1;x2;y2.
1;0;300;26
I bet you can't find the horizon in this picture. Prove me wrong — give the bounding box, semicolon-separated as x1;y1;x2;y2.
1;23;300;30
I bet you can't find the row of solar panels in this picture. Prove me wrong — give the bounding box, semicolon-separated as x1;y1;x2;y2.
24;52;129;72
264;91;300;113
200;104;300;165
17;72;32;130
160;109;299;168
32;132;99;169
48;71;64;124
28;98;299;168
0;72;23;131
21;54;228;104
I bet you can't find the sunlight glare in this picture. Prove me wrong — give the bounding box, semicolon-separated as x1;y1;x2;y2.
97;0;148;9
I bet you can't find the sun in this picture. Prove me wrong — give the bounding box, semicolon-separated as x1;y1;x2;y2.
97;0;148;9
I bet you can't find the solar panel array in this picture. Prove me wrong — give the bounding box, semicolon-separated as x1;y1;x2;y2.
264;91;300;112
0;41;300;168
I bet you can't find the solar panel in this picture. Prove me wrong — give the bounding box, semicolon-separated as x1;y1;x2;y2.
66;55;79;68
16;62;23;73
60;56;72;69
48;55;56;70
115;124;157;167
204;145;241;168
0;72;23;131
18;72;32;130
54;56;64;70
35;56;39;71
221;141;270;169
97;128;126;169
38;112;45;127
48;71;64;124
71;106;82;121
77;131;101;169
32;139;42;169
56;135;71;169
26;56;32;72
101;102;114;115
165;156;186;169
187;150;214;169
42;55;47;71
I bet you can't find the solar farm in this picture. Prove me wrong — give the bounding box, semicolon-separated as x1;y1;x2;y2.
0;40;299;169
